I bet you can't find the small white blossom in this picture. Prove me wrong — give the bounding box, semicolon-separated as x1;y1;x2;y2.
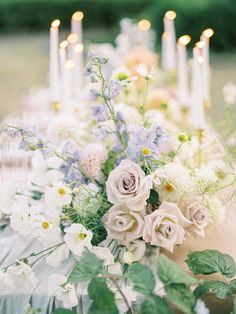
136;63;155;80
194;299;210;314
123;240;146;265
10;197;32;235
45;183;72;210
48;274;78;308
7;261;38;293
0;270;13;291
64;223;93;256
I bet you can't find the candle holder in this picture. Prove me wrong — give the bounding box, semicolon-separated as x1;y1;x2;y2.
51;101;62;113
196;128;205;166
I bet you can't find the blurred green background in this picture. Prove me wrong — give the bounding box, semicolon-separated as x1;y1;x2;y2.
0;0;235;121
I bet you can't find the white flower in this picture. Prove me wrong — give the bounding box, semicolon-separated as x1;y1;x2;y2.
194;299;210;314
194;167;218;196
47;114;85;145
7;261;38;292
208;160;235;186
114;103;142;132
144;110;165;127
30;213;60;240
48;274;78;308
223;82;236;106
123;240;146;265
80;143;108;182
92;247;114;266
106;159;152;211
112;66;137;84
45;183;72;210
204;197;226;225
136;63;155;80
10;197;32;235
64;223;92;256
0;180;17;215
152;163;194;203
0;271;13;291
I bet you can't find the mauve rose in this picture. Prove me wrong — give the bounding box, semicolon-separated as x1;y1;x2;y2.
103;204;145;245
143;201;191;253
184;198;211;237
106;159;152;211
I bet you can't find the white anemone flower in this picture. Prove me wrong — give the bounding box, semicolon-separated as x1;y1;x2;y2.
136;63;156;80
7;261;38;293
64;223;93;256
10;197;32;235
45;183;72;210
0;180;18;215
48;274;78;308
152;163;194;203
30;213;61;241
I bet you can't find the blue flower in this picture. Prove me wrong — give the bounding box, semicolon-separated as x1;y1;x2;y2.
89;88;99;100
92;105;108;122
104;80;122;99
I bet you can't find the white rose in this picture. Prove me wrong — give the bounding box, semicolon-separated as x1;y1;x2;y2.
123;240;146;265
103;204;145;245
106;159;152;211
143;202;191;252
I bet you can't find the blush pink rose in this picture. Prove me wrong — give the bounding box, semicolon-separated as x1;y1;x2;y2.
143;201;191;252
103;204;145;245
106;159;152;211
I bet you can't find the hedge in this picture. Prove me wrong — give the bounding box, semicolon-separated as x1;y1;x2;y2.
0;0;235;51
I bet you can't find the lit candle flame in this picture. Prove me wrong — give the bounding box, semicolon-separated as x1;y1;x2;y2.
74;44;84;53
72;11;84;22
202;28;214;39
178;35;191;46
164;11;176;20
138;19;151;31
60;40;68;49
66;60;74;69
67;33;78;44
195;41;206;49
51;19;60;28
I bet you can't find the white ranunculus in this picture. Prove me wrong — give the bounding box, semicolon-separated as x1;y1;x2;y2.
0;270;13;291
64;223;93;256
103;204;145;245
143;202;191;253
48;274;78;308
7;261;38;293
123;240;146;265
106;159;152;211
45;183;72;210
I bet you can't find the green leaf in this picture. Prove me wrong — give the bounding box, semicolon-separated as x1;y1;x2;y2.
147;189;159;205
88;278;119;314
31;190;43;200
194;281;232;299
53;309;75;314
127;262;155;295
68;249;104;283
186;250;236;278
165;284;195;314
157;254;197;287
141;295;171;314
230;279;236;292
231;298;236;314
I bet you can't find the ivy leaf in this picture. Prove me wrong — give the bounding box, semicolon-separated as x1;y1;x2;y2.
53;309;75;314
88;278;119;314
157;254;197;287
230;279;236;292
68;249;104;283
127;262;155;295
147;189;159;205
141;295;171;314
194;280;232;299
165;284;195;314
186;250;236;278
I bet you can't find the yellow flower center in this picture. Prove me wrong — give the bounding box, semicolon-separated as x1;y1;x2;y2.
58;187;66;196
42;221;50;229
142;147;151;156
78;233;87;240
164;182;174;193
